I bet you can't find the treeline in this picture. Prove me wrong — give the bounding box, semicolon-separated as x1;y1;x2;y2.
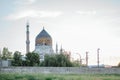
41;54;73;67
1;47;120;67
12;52;40;66
0;47;12;60
12;52;76;67
0;47;78;67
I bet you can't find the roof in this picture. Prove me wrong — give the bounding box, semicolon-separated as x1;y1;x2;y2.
36;28;52;39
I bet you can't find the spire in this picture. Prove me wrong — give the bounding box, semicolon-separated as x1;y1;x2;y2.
60;45;63;54
43;26;44;30
56;43;58;54
26;21;29;31
26;22;30;53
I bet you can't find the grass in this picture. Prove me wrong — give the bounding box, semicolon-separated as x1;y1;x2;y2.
0;73;120;80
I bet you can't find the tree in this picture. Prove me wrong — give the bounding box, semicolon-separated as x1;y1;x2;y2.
42;54;57;67
12;51;22;66
2;47;12;60
0;49;2;59
41;53;73;67
26;52;40;66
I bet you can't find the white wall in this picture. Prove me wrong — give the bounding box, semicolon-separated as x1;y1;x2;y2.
0;67;120;74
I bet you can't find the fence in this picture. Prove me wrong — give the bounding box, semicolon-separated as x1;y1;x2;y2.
0;67;120;74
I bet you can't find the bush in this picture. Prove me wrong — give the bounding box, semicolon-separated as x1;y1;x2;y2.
26;52;40;66
41;54;73;67
12;51;22;66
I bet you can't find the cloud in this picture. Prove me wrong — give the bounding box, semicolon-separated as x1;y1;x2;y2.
76;11;97;15
5;10;63;20
14;0;37;5
38;11;63;18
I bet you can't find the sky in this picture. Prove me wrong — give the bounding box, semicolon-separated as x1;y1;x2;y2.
0;0;120;66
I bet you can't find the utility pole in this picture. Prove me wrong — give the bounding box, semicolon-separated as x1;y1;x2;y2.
86;51;88;66
76;53;81;65
97;48;100;68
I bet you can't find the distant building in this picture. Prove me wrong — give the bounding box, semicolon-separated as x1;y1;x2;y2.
25;23;64;61
34;27;54;61
0;60;11;67
26;22;30;53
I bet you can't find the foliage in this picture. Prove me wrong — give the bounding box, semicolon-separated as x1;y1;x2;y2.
1;47;12;60
0;50;2;59
72;60;81;67
41;53;73;67
0;73;120;80
12;51;22;66
26;52;40;66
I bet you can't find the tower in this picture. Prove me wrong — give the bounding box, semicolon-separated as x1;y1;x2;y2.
34;27;54;61
26;22;30;53
56;43;58;54
60;45;63;53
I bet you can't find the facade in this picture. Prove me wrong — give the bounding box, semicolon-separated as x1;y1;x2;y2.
34;27;54;61
0;60;11;67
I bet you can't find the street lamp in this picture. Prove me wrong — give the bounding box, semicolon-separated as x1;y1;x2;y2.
97;48;100;68
86;51;88;66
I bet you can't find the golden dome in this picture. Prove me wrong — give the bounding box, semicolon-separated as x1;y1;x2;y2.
35;28;52;46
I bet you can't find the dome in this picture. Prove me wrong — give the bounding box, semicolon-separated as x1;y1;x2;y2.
36;28;51;39
35;28;52;46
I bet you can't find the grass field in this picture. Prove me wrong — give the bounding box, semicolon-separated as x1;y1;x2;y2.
0;73;120;80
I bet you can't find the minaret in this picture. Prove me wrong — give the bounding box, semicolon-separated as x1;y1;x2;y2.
60;45;63;54
26;22;30;53
56;43;58;54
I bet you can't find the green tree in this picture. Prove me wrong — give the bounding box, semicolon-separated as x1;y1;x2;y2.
41;53;73;67
2;47;12;60
55;53;73;67
12;51;22;66
26;52;40;66
42;54;57;67
0;49;2;59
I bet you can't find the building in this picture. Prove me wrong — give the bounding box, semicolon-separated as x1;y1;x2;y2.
0;60;11;67
26;22;30;53
34;27;54;61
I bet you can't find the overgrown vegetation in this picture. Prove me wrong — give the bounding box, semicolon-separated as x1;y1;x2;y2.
40;53;73;67
25;52;40;66
12;51;22;66
0;73;120;80
0;47;12;60
1;47;119;67
11;51;78;67
12;52;40;66
0;47;80;67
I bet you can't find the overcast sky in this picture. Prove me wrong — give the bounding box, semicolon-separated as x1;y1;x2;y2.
0;0;120;66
